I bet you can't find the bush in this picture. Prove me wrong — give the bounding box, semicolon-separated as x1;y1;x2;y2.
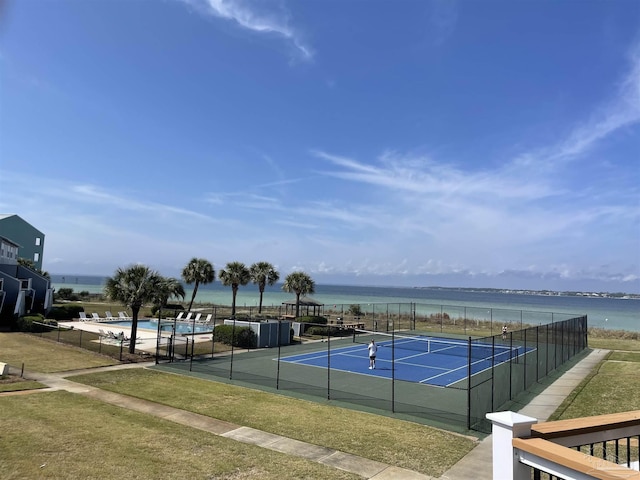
306;325;346;337
16;314;57;332
47;304;85;321
297;316;327;325
55;288;75;300
213;325;257;349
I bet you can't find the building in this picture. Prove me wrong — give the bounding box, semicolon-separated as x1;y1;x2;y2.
0;214;45;271
0;214;53;320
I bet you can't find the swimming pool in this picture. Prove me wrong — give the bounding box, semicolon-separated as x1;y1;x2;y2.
106;319;212;334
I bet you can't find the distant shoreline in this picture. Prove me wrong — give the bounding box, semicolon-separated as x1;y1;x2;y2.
49;274;639;299
416;286;640;300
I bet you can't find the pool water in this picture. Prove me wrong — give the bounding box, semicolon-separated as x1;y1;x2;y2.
107;319;212;334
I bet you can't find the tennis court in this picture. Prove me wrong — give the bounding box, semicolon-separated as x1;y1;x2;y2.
155;314;587;433
280;332;528;387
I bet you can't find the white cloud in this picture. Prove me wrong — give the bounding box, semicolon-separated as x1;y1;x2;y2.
516;43;640;169
304;47;640;285
182;0;313;60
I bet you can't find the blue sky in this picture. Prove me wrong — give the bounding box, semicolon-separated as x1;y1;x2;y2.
1;0;639;293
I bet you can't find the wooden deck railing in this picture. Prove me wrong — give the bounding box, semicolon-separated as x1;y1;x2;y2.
487;410;640;480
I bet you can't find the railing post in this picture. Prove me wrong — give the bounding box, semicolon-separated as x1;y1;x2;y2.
486;411;538;480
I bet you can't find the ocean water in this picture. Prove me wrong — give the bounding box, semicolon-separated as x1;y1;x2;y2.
50;275;639;332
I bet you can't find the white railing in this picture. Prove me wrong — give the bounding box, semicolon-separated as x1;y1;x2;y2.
487;410;640;480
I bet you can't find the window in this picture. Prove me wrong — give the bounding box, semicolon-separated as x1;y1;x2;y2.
35;237;41;246
34;253;40;262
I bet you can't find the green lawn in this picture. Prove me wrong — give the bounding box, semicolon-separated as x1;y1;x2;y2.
4;329;640;478
0;391;359;480
588;337;640;351
0;332;478;477
0;332;118;372
71;368;477;476
549;349;640;420
0;377;46;392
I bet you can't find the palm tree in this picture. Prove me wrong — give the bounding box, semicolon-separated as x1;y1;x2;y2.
282;271;315;318
104;265;161;353
218;261;250;317
181;258;215;312
249;262;280;314
152;276;185;316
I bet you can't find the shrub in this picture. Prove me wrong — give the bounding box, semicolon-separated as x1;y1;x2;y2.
16;314;57;332
347;304;363;316
213;325;256;349
47;304;85;321
55;287;75;300
295;316;327;335
306;325;346;337
297;316;327;325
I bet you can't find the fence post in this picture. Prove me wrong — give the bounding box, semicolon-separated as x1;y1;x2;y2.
536;325;540;382
486;411;537;480
523;328;527;390
276;320;281;390
466;337;472;430
509;331;513;400
464;306;467;334
327;325;331;400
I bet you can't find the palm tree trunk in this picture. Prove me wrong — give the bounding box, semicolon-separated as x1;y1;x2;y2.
258;287;264;313
295;293;300;318
231;286;238;317
187;282;199;312
129;306;140;354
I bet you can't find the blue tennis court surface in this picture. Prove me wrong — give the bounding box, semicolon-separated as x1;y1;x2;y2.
280;336;531;387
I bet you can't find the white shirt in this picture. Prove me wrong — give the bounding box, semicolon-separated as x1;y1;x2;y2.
368;342;378;357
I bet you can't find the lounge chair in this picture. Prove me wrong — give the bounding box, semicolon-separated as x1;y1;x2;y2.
175;312;184;321
91;313;102;321
79;312;89;321
105;311;116;321
193;313;202;323
118;311;131;320
204;314;212;323
182;312;193;322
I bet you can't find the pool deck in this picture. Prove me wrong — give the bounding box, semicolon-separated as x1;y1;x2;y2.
59;320;214;352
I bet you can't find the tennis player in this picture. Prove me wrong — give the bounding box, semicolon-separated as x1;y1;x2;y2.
368;339;378;369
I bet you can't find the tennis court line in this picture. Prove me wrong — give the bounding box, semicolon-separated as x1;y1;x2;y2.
280;343;454;384
420;347;533;387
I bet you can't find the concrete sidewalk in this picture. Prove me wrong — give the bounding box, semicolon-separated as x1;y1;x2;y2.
4;348;610;479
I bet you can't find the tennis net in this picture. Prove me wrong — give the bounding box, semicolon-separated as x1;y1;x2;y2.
352;329;520;361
